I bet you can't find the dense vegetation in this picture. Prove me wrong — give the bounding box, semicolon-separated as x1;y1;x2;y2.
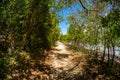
0;0;60;79
0;0;120;79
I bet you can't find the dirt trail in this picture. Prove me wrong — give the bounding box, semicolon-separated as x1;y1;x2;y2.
45;41;73;69
45;41;87;80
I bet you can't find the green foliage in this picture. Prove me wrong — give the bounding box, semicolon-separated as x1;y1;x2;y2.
0;0;61;79
0;57;9;79
100;8;120;45
0;0;60;50
60;34;68;43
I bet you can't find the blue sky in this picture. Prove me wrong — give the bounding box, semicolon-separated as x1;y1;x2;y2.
58;2;83;34
59;22;69;34
58;8;71;34
58;7;72;34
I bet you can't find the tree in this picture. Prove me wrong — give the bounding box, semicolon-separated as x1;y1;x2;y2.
0;0;61;79
100;8;120;65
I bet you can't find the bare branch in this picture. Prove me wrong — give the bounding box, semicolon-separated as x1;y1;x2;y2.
78;0;88;10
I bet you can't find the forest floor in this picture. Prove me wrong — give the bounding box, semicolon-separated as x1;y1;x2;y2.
9;41;89;80
44;41;88;80
7;41;120;80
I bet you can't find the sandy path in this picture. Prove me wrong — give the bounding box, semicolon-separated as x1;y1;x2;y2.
45;41;73;69
45;41;87;79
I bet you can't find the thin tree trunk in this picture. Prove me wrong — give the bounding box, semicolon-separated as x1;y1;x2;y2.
107;45;110;65
101;43;106;64
111;43;115;66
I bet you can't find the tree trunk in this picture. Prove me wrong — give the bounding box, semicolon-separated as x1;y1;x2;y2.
101;43;106;64
111;43;115;66
107;45;110;65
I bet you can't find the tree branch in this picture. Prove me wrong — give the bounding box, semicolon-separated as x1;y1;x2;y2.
78;0;88;10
